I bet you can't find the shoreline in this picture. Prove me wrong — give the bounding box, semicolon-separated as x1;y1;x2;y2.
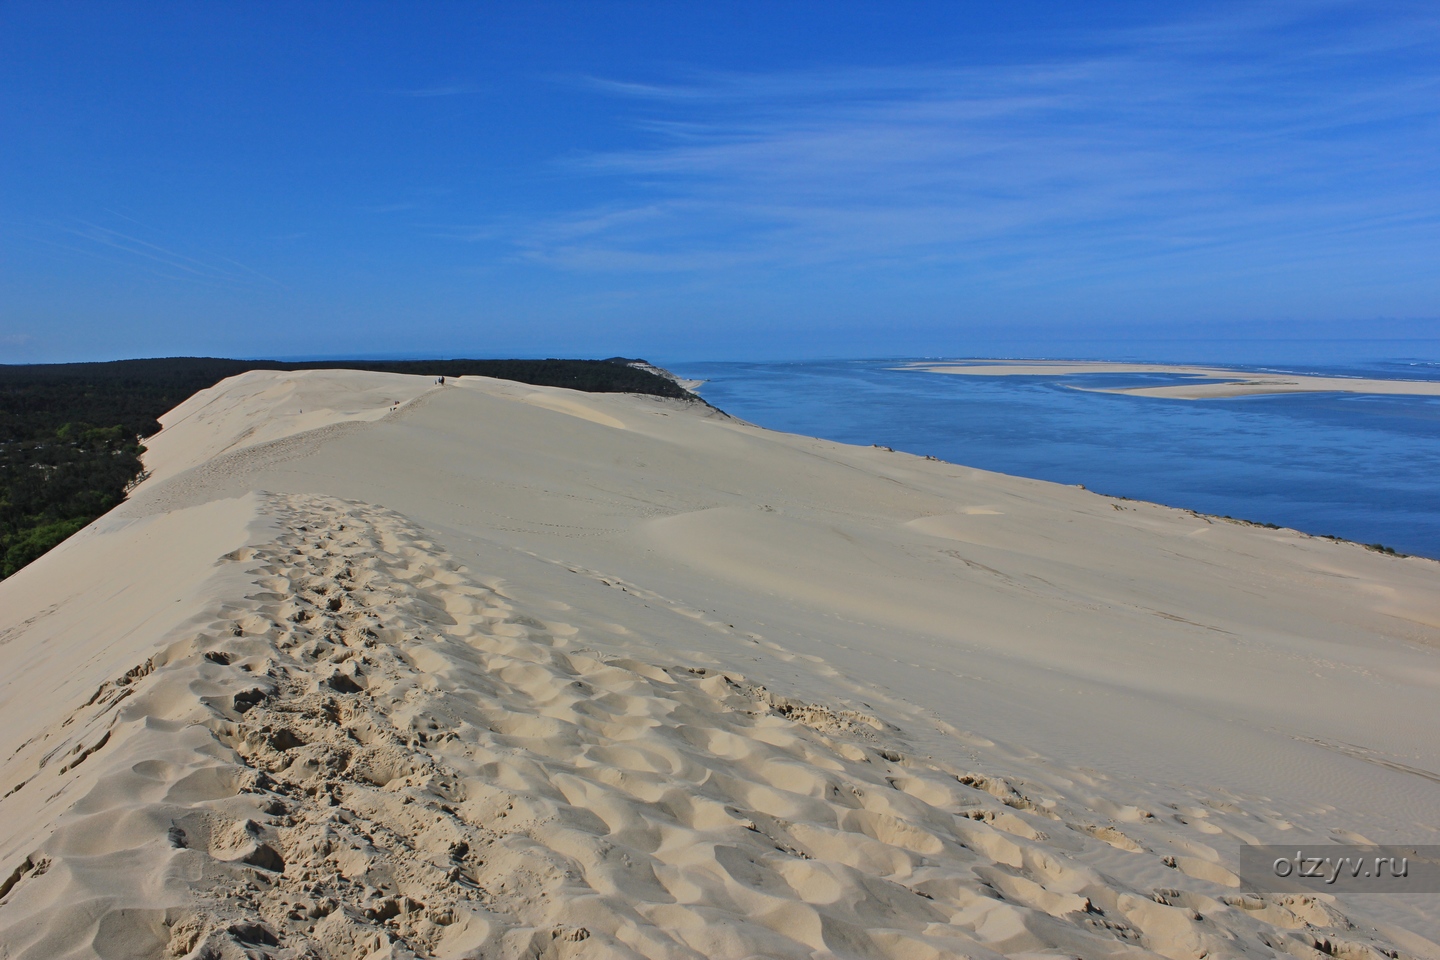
687;358;1439;559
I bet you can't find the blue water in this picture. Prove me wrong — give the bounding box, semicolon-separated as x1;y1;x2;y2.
669;359;1440;559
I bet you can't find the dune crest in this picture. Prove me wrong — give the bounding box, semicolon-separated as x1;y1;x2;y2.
2;370;1438;959
139;370;441;487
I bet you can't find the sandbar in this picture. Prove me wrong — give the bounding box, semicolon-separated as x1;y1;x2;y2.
907;359;1440;399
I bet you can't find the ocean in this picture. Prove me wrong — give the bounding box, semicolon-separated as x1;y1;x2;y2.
669;359;1440;560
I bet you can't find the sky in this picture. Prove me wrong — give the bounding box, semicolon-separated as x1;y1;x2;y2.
2;1;1438;364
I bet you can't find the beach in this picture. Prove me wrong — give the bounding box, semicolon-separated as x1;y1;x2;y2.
2;369;1438;959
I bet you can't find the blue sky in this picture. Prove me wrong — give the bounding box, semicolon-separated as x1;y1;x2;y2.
2;1;1437;363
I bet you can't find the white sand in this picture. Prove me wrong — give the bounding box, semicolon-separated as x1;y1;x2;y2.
1;370;1438;960
907;360;1440;399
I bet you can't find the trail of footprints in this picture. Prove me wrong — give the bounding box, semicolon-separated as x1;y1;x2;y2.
0;494;1415;960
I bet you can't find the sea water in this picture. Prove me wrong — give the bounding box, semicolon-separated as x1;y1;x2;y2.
670;359;1440;560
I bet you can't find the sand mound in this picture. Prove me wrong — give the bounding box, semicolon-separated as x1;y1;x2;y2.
2;370;1438;959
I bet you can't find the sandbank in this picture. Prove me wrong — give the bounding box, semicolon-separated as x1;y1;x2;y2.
907;360;1440;399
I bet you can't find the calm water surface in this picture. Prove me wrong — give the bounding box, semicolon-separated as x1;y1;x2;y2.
669;359;1440;560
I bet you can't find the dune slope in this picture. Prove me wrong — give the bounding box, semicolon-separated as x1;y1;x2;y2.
1;371;1438;960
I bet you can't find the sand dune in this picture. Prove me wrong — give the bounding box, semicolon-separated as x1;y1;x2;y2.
2;371;1438;959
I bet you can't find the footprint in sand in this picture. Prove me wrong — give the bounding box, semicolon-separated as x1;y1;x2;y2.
0;491;1404;960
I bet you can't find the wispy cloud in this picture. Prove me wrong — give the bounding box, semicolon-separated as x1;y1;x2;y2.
39;215;287;289
511;5;1440;287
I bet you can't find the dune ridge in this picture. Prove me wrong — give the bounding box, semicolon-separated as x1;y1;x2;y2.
1;370;1438;959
